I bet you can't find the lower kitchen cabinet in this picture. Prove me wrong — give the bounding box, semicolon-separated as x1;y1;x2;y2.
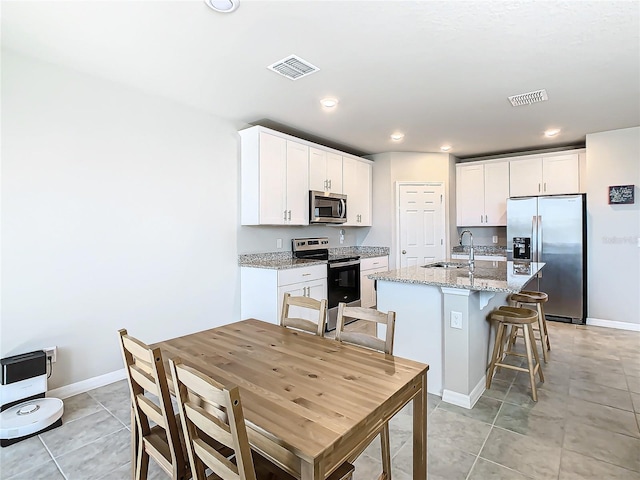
241;264;327;324
360;256;389;308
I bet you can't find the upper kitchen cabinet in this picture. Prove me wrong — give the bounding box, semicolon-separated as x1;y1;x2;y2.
509;153;579;197
342;157;372;226
456;160;509;226
240;127;309;225
309;147;343;193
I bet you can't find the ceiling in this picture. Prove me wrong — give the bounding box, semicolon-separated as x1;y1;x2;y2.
2;1;639;158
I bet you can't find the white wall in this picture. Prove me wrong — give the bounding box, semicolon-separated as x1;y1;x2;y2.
363;152;456;269
585;127;640;326
1;51;240;389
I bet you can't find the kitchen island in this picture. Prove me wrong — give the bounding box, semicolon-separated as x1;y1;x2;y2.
369;259;544;409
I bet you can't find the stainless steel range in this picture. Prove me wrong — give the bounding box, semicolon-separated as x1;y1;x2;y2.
292;237;361;331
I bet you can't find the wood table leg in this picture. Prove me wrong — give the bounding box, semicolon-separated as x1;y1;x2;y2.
413;371;427;480
301;459;322;480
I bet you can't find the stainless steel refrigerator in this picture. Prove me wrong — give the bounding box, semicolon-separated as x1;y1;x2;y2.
507;194;587;324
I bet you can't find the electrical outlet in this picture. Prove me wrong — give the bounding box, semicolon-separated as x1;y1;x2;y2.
492;235;498;244
276;238;283;249
450;311;463;329
44;346;57;363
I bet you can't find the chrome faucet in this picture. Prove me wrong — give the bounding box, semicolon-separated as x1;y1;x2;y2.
459;230;475;272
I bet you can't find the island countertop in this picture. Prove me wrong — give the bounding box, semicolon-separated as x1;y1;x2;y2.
369;260;544;293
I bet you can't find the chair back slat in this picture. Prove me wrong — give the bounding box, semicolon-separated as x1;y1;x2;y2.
337;331;386;353
117;329;186;478
170;358;258;480
184;403;234;448
193;438;240;480
130;364;159;396
280;293;327;336
336;303;396;354
137;393;164;427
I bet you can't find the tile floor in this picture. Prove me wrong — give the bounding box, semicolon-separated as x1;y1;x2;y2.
1;321;639;480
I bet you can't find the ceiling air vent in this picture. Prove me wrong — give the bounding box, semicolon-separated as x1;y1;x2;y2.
267;55;319;80
508;89;548;107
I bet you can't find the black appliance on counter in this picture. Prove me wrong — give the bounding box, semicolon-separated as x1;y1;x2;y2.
292;237;360;331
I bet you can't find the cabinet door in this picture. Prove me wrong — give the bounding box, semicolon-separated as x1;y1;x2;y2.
277;278;327;323
356;161;372;226
342;157;359;226
542;153;579;194
360;272;375;308
285;141;309;225
456;164;485;226
360;266;388;308
259;132;287;224
326;152;343;193
483;161;509;226
343;158;372;226
309;147;327;191
510;157;543;197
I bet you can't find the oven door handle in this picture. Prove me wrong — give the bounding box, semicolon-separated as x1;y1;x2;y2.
329;260;360;268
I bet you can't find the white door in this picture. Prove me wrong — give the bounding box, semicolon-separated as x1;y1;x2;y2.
510;157;543;197
456;164;485;226
483;161;510;226
398;183;446;268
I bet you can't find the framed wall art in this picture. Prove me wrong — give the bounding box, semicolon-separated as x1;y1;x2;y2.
608;185;635;204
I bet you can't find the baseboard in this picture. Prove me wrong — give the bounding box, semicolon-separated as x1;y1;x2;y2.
586;317;640;332
442;376;486;410
46;368;126;399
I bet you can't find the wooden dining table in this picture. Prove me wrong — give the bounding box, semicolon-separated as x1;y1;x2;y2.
152;319;429;480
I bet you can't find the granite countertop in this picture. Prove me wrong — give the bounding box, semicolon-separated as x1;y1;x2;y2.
239;246;390;270
452;245;507;256
368;260;544;293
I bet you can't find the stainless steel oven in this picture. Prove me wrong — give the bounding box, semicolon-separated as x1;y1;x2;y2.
326;256;361;331
292;237;361;331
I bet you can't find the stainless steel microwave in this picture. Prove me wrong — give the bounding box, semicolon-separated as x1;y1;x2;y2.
309;191;347;224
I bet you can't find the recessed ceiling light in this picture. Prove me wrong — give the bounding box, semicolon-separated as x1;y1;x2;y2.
440;145;452;152
320;98;339;108
204;0;240;13
544;128;561;137
390;133;405;141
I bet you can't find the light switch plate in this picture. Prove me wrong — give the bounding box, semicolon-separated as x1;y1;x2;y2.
450;311;463;329
276;238;283;249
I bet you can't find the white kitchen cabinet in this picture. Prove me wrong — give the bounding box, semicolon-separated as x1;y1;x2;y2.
309;147;343;193
241;264;327;325
509;153;579;197
456;160;509;227
240;128;309;225
342;157;373;226
360;256;389;308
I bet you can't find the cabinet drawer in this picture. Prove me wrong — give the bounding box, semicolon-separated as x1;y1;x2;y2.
278;264;326;286
361;256;389;271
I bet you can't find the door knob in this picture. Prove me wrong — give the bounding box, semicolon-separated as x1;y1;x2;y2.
402;250;406;254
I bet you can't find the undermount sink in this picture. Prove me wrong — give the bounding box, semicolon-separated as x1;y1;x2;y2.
421;262;469;269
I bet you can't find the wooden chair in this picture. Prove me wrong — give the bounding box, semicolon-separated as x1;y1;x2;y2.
118;329;187;480
487;306;544;401
335;303;396;480
280;292;328;336
508;290;551;362
168;357;354;480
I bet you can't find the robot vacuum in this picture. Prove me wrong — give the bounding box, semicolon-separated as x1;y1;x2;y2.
1;350;64;447
1;398;64;446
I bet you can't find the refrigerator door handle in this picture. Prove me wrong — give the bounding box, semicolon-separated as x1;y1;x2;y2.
538;215;543;277
531;215;537;262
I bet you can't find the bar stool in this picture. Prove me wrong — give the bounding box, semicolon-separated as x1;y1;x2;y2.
508;291;551;362
487;306;544;401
